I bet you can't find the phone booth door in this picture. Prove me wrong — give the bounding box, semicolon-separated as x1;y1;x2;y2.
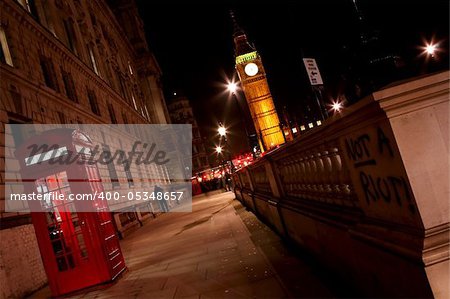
15;129;126;297
84;163;126;279
33;170;105;294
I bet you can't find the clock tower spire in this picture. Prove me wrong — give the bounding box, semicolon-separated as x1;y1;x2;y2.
231;12;285;152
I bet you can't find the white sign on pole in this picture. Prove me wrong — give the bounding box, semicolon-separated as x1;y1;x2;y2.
303;58;324;86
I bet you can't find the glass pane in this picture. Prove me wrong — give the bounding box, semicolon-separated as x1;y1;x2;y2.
45;209;61;226
67;254;75;269
42;195;53;209
76;233;88;259
56;256;68;271
46;175;58;191
57;171;69;187
36;178;49;193
66;202;77;215
51;239;64;255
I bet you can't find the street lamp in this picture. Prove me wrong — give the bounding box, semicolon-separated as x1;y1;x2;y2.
420;39;441;73
218;125;226;137
421;39;441;59
330;99;343;113
227;82;238;94
423;41;438;58
217;122;235;173
226;80;253;155
215;145;223;154
425;44;437;56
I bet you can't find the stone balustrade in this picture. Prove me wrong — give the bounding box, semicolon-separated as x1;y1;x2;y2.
232;71;449;298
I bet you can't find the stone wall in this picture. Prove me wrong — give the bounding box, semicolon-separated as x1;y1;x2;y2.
0;224;46;299
232;71;449;298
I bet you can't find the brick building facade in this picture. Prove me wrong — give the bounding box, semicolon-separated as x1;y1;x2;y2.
0;0;171;297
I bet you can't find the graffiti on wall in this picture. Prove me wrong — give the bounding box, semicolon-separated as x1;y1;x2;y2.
344;126;416;214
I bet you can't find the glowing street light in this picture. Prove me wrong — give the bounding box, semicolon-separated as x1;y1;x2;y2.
330;100;343;113
425;44;437;56
215;146;223;154
218;126;226;137
421;40;440;59
330;100;344;112
227;81;238;94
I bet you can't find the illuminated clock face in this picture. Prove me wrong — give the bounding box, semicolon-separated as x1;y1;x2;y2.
244;63;259;76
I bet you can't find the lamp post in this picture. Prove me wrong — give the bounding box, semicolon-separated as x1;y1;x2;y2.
421;39;441;73
218;122;235;173
226;81;253;155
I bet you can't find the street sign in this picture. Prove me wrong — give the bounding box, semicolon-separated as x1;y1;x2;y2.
303;58;324;86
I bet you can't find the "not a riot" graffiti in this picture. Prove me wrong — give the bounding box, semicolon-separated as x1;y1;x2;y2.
345;127;415;213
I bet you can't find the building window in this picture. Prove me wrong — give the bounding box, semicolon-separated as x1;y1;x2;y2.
102;144;120;188
61;68;77;102
40;55;59;91
108;103;117;124
115;70;126;98
63;19;78;55
87;89;100;116
87;45;99;75
128;61;133;75
118;140;134;187
104;61;114;88
9;85;23;114
124;166;134;187
0;28;13;67
144;106;151;122
16;0;38;18
131;93;138;110
41;1;56;36
90;13;97;27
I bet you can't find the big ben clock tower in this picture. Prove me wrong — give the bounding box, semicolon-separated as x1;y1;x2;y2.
231;12;285;152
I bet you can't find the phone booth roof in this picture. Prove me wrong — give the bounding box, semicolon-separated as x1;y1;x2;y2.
15;128;94;173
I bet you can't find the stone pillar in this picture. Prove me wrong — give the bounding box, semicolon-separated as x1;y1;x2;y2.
374;71;449;299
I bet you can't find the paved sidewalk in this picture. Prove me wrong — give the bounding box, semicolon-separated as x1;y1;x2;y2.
31;191;338;298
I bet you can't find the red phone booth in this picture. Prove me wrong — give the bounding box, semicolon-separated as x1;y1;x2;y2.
15;129;126;297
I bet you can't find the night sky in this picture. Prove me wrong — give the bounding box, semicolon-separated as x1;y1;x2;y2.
136;0;449;155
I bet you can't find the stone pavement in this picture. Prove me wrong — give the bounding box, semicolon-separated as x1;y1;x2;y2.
30;191;345;298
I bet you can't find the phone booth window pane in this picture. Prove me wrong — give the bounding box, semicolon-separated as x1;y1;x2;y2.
36;179;46;193
76;233;88;259
56;171;69;187
47;175;59;191
45;209;62;226
56;257;68;272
